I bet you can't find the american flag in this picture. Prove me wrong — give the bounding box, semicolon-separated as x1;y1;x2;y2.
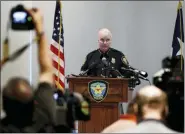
50;0;65;90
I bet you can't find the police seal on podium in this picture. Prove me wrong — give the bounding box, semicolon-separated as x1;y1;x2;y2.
88;80;109;102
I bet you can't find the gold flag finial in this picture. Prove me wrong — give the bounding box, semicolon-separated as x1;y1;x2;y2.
178;1;182;10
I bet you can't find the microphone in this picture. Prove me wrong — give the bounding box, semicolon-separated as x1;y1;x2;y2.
121;61;148;78
121;68;149;80
102;67;124;78
102;57;109;67
79;70;89;76
121;67;151;86
100;54;112;77
89;60;100;70
132;69;148;78
79;60;100;76
121;56;148;78
137;75;149;81
100;53;110;67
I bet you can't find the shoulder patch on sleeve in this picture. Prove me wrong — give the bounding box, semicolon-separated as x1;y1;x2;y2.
122;56;129;65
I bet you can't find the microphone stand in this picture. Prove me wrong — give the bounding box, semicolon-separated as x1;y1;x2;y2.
102;67;124;78
129;70;141;89
79;60;101;77
102;66;110;78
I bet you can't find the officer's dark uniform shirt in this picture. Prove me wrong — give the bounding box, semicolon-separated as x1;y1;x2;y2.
81;48;129;77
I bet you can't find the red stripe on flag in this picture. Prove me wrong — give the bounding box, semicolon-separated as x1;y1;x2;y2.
54;74;65;88
52;60;64;74
50;44;64;60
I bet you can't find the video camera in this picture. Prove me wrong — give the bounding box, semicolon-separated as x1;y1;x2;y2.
31;88;91;133
153;56;184;133
10;4;35;30
153;56;184;95
53;89;90;127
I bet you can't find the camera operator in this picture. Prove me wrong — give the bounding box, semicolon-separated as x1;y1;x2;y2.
0;7;55;132
1;6;91;133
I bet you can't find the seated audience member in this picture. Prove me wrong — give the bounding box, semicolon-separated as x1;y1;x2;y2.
116;85;177;133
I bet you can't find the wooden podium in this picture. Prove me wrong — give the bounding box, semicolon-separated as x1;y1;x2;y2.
67;77;129;133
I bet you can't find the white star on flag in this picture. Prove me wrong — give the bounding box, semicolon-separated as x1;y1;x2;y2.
176;37;184;56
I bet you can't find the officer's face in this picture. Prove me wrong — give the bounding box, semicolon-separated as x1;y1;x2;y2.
98;31;112;52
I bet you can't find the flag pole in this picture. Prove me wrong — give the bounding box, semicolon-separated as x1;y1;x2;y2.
57;0;64;91
178;0;183;71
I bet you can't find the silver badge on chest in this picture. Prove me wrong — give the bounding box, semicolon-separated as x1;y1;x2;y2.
111;58;116;64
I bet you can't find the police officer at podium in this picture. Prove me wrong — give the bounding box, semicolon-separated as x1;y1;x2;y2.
80;28;130;78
